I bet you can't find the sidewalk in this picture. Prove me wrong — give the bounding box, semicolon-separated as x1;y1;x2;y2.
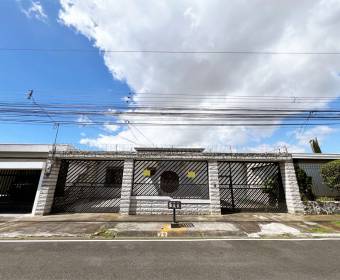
0;213;339;239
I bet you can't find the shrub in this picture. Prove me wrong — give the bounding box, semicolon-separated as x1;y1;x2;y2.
263;177;283;206
320;160;340;190
263;178;279;194
294;165;314;201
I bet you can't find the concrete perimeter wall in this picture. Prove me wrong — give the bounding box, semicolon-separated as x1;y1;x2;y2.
129;197;211;215
32;152;305;216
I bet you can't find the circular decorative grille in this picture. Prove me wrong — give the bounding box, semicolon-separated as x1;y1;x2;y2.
160;171;179;193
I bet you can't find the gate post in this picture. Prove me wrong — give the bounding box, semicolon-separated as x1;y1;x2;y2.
208;161;221;215
119;159;134;215
32;158;61;216
280;159;304;214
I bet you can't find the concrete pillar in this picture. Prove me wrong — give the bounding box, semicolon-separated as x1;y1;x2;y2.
32;159;61;216
119;159;134;215
280;159;304;214
31;165;46;215
208;161;221;215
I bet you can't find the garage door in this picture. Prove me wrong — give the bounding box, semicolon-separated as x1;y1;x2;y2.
0;169;41;213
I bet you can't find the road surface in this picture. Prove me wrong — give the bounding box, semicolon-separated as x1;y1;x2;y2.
0;239;339;280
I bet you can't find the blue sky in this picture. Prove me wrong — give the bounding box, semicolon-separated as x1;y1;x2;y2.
0;0;129;148
0;0;340;153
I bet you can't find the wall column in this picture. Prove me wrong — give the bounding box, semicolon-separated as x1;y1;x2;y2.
31;164;46;215
208;161;221;215
280;159;304;214
32;158;61;216
119;159;134;215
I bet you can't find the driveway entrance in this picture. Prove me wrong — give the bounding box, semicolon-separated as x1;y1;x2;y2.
218;161;287;213
0;169;41;213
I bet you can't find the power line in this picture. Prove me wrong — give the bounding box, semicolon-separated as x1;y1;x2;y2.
1;89;339;99
1;105;337;113
128;122;155;146
27;90;56;123
26;90;61;153
2;47;340;55
124;122;146;146
1;119;340;127
0;94;339;128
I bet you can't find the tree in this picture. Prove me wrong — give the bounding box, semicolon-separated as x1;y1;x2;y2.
294;165;314;201
320;160;340;190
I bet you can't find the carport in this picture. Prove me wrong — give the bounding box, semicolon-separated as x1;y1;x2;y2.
0;144;73;214
0;162;44;213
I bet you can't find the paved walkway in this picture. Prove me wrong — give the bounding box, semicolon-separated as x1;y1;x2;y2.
0;213;339;239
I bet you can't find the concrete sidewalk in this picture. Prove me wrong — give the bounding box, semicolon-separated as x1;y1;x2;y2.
0;213;339;239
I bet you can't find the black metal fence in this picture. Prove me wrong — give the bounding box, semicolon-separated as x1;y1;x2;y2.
0;169;41;213
218;162;286;213
52;160;124;213
132;160;209;199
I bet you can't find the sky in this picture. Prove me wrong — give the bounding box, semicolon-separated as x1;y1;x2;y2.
0;0;340;153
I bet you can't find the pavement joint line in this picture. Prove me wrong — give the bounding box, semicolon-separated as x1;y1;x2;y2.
0;238;340;243
0;219;22;231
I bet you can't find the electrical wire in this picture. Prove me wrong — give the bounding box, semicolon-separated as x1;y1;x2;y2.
1;92;339;127
2;47;340;55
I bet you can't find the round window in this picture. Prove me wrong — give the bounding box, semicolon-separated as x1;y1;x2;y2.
160;171;179;193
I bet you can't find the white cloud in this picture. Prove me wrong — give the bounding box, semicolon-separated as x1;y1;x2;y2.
19;1;48;22
59;0;340;150
246;125;336;153
246;142;306;154
76;115;93;126
80;134;135;151
294;125;335;146
103;124;119;132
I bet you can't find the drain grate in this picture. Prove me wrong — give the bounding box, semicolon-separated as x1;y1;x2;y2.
171;223;195;228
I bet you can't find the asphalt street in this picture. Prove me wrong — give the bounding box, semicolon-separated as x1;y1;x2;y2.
0;239;339;280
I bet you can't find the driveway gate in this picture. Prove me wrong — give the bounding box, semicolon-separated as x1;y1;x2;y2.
52;160;124;213
218;162;286;213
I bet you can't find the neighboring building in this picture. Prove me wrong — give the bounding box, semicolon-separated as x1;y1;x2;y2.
293;153;340;198
0;144;73;214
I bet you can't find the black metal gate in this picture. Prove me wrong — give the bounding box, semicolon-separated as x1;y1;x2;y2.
52;160;124;213
132;160;209;199
0;169;41;213
218;162;286;213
